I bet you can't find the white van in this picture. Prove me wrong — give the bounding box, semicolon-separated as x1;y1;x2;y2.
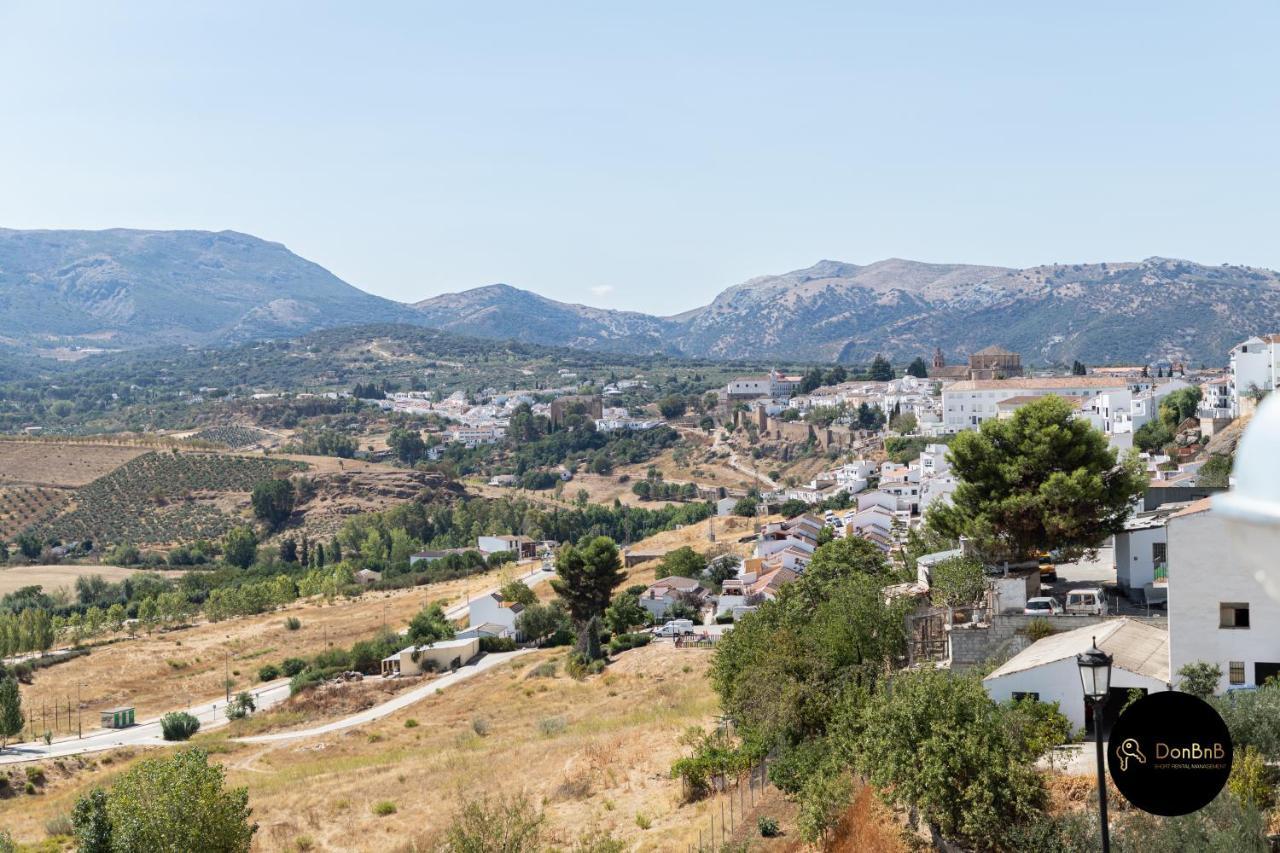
654;619;696;637
1065;588;1108;616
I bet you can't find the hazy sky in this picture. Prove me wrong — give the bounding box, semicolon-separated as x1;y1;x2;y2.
1;2;1276;314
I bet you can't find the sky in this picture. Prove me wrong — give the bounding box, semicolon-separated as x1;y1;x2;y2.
1;2;1277;315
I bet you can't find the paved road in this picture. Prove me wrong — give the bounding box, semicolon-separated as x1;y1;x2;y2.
0;565;554;765
0;678;293;765
234;648;534;744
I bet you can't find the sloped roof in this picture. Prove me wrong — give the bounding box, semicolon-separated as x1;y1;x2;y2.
972;345;1018;356
948;377;1130;392
984;619;1169;683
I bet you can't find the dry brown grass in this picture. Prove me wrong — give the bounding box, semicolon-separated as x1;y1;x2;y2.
0;644;723;852
0;563;145;598
0;442;148;487
18;565;519;732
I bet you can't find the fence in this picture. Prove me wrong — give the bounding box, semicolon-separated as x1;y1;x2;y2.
26;694;86;741
674;634;720;649
687;755;772;853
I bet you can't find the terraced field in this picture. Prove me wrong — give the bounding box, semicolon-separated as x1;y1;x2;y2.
37;452;309;546
0;486;70;540
187;425;274;448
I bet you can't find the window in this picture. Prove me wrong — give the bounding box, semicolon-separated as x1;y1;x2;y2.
1220;602;1251;629
1152;542;1167;564
1011;691;1040;703
1230;662;1246;685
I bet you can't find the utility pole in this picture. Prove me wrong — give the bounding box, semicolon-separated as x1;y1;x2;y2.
225;651;230;703
77;683;82;738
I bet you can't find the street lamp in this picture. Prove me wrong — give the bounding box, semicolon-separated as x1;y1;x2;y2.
1077;638;1113;852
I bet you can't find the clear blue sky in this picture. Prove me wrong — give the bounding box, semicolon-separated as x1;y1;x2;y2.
1;2;1276;314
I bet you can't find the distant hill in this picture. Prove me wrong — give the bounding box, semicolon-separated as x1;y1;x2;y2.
411;257;1280;365
3;228;1279;366
0;228;421;353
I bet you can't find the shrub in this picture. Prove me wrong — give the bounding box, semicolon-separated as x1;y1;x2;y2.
258;663;280;682
26;766;45;784
44;812;74;837
479;636;517;653
528;661;557;679
289;669;326;697
284;617;302;631
758;816;780;837
634;813;651;830
280;657;307;677
1025;618;1056;643
442;793;544;851
159;712;201;741
404;718;418;728
607;632;652;654
565;652;591;680
372;801;397;816
472;718;490;737
537;716;566;737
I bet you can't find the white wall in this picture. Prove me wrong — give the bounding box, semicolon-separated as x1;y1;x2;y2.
1168;508;1280;692
1115;526;1167;595
984;657;1169;730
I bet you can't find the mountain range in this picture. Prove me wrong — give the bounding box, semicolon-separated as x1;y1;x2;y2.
3;228;1279;365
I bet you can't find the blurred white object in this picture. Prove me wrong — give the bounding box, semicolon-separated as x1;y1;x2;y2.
1213;393;1280;601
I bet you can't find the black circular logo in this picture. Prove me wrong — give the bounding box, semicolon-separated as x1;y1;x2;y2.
1107;690;1232;816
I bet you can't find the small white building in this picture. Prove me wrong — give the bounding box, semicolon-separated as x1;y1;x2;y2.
380;637;480;677
983;620;1171;731
467;592;525;639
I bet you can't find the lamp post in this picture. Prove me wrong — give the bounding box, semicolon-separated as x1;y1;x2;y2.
1077;637;1113;853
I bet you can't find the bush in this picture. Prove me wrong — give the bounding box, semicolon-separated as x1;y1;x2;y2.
258;664;280;682
442;793;544;851
44;812;74;837
372;801;397;816
159;712;201;741
471;718;490;737
404;718;419;729
607;632;652;654
758;816;780;837
538;716;566;737
283;617;302;631
281;657;307;677
528;661;557;678
1025;618;1056;643
479;636;517;653
288;669;327;697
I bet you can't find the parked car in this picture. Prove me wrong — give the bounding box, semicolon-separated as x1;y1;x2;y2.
1024;597;1063;616
1037;551;1057;582
1065;588;1108;616
653;619;696;637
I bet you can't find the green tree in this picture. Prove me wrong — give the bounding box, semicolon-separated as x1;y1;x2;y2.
929;396;1145;562
1159;386;1204;429
221;526;258;569
72;787;112;853
906;356;929;378
250;478;295;530
407;603;456;645
868;354;893;382
550;536;624;658
1178;660;1223;700
1133;418;1174;453
440;792;545;852
498;579;538;608
656;396;688;419
76;748;256;852
515;601;571;644
603;592;650;635
0;677;22;748
1072;359;1087;376
655;546;706;580
929;556;987;607
388;427;427;465
853;669;1047;848
732;496;758;517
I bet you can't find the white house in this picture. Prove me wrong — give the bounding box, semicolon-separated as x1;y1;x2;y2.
380;637;480;677
983;620;1171;731
1168;498;1280;691
638;576;706;619
466;592;525;639
1113;505;1184;601
1228;335;1279;416
942;377;1131;432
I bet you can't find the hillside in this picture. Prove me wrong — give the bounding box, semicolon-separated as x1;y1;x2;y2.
0;228;421;353
413;283;682;355
413;257;1280;365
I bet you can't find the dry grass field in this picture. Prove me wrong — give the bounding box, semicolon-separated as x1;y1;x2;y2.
0;442;148;487
19;565;520;732
0;644;724;852
0;563;145;599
